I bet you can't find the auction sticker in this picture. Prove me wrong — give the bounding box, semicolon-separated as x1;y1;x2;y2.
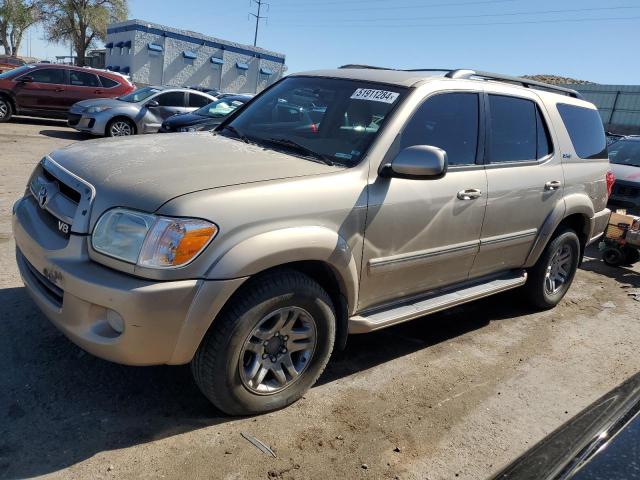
350;88;399;104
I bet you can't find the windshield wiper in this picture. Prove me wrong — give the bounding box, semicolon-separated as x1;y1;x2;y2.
219;124;250;143
263;138;334;166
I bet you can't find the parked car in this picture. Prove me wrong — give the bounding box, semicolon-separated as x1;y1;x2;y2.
0;55;26;74
0;63;134;122
68;86;217;136
608;136;640;215
158;94;252;133
492;371;640;480
185;85;221;97
13;67;611;416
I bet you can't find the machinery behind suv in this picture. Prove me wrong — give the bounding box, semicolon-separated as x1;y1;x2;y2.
12;67;611;415
608;136;640;215
0;64;134;122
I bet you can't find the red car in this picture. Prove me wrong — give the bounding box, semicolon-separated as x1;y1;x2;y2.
0;55;26;74
0;63;135;122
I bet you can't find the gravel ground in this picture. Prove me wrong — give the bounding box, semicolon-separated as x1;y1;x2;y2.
1;119;639;480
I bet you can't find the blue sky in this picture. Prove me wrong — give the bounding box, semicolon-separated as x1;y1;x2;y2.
22;0;640;84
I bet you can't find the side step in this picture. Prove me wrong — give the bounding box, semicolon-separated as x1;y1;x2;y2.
348;270;527;334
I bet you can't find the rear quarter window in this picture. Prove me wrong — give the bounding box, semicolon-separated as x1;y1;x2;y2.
557;103;607;159
99;76;119;88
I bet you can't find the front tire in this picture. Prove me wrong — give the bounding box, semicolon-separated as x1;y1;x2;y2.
524;227;580;309
191;270;336;415
0;96;12;122
106;117;135;137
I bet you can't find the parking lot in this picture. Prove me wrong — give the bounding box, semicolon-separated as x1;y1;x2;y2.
1;119;640;480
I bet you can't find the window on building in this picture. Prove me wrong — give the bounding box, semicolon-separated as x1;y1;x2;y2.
69;70;100;87
155;91;186;107
557;103;607;159
401;92;480;166
25;68;66;85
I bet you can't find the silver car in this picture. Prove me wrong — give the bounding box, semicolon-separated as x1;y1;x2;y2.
68;86;217;137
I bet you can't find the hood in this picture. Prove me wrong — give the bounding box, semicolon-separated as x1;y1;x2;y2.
163;112;212;129
610;163;640;183
73;97;126;110
48;133;340;217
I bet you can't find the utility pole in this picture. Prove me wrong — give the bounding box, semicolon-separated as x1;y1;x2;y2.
249;0;268;47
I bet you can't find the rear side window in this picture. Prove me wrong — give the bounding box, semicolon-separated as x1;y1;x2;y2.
401;92;479;166
27;68;66;85
99;76;119;88
488;95;551;163
188;93;210;108
156;92;185;107
557;103;607;159
69;70;100;87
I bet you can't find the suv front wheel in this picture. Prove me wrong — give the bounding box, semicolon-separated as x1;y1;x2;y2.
524;227;581;309
192;269;336;415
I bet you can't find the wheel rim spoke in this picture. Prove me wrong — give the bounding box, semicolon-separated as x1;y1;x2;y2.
545;243;573;294
271;364;287;386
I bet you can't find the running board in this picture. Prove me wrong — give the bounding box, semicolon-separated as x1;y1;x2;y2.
349;270;527;334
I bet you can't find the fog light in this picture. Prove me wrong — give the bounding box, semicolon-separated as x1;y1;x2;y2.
106;309;124;334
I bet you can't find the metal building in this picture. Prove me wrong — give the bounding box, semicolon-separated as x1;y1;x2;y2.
563;84;640;135
104;19;286;93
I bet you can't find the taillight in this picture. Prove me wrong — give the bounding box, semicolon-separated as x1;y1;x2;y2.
310;123;318;134
606;170;615;197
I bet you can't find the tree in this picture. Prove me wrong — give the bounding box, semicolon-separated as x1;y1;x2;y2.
0;0;42;56
43;0;127;66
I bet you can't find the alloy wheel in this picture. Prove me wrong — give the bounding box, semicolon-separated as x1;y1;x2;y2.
0;99;8;119
239;306;317;395
110;120;133;136
544;244;573;294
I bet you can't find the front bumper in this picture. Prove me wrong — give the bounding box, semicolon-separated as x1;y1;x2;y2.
12;196;246;365
67;110;109;135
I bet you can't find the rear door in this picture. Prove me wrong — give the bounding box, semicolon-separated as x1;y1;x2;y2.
470;91;561;278
14;68;68;112
65;69;104;107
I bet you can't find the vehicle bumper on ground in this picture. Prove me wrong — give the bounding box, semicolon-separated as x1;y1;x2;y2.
12;196;246;366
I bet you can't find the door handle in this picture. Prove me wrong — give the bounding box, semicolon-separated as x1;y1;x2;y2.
54;88;64;92
94;90;103;94
457;189;482;200
544;180;562;191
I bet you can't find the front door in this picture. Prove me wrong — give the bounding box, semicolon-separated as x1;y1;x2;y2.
470;92;563;278
359;92;488;310
144;91;189;132
14;67;68;112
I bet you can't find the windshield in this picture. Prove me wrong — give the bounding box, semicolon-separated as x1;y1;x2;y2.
118;87;160;103
196;98;245;118
609;139;640;167
0;64;33;79
223;76;407;166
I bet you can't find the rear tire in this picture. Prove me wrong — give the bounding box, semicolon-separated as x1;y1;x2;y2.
0;96;12;122
524;227;580;309
191;269;336;415
106;117;135;137
602;247;626;267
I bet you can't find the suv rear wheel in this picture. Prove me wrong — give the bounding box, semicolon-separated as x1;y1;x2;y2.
106;117;135;137
191;269;336;415
0;96;12;122
524;227;580;309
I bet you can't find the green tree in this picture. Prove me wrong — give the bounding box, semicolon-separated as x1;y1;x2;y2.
0;0;42;56
43;0;127;66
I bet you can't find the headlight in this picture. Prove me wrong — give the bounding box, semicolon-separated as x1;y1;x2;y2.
86;105;112;114
179;126;198;132
92;208;218;268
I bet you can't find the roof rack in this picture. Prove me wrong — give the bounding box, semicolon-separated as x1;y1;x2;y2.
339;64;393;70
441;69;583;99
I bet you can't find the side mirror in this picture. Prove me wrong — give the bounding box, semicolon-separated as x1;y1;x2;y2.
382;145;448;179
18;75;33;83
146;100;159;108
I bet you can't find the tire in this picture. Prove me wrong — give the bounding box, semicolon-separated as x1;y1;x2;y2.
602;247;626;267
0;96;12;122
106;117;135;137
191;269;336;415
524;227;581;309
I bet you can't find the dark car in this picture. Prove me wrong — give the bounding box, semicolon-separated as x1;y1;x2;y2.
608;136;640;215
492;372;640;480
158;94;251;133
0;63;135;122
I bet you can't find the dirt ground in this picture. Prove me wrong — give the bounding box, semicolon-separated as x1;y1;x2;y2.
1;119;639;480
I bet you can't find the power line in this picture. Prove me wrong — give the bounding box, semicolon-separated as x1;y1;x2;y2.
272;5;640;25
273;15;640;28
272;0;521;11
249;0;269;47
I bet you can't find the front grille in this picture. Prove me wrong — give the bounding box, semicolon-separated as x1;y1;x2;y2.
67;113;82;127
41;167;81;203
19;250;64;308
